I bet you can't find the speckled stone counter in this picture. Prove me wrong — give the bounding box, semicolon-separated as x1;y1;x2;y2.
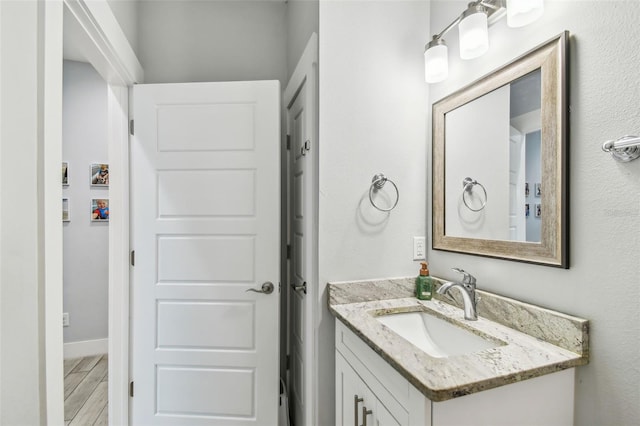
328;277;589;402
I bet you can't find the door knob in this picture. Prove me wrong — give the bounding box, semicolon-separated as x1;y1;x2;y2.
246;282;274;295
291;281;307;295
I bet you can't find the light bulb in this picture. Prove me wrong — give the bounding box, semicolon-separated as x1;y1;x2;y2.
507;0;544;28
425;38;448;83
458;5;489;60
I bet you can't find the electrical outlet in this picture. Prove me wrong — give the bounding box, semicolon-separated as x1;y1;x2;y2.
63;312;70;327
413;236;426;260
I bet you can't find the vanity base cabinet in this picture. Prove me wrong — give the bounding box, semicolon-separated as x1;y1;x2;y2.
335;320;575;426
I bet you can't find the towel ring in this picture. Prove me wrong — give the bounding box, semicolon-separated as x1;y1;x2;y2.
462;177;487;212
369;173;399;212
602;135;640;162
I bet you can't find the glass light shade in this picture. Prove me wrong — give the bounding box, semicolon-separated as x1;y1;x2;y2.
458;9;489;60
425;43;448;83
507;0;544;27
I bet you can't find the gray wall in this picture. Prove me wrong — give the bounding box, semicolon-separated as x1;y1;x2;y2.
137;0;287;84
286;0;319;79
62;60;109;344
319;1;429;423
428;1;640;425
107;0;138;55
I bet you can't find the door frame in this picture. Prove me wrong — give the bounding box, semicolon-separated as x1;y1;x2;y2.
46;1;142;424
283;33;319;425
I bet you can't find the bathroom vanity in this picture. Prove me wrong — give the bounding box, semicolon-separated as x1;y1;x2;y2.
329;277;589;426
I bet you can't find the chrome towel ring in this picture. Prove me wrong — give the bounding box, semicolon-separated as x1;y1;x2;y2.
602;135;640;162
369;173;399;212
462;177;487;212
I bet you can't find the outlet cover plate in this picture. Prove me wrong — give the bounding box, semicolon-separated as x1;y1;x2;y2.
413;236;426;260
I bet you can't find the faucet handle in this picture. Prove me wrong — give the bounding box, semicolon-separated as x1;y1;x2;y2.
452;268;476;287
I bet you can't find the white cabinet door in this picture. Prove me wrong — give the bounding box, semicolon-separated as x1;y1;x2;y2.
336;352;365;426
370;399;401;426
336;353;406;426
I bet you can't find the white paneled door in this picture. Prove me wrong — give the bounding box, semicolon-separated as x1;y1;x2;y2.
288;80;311;426
131;81;280;425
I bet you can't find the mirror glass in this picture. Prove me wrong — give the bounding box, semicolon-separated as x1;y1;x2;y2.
432;32;569;268
444;69;541;242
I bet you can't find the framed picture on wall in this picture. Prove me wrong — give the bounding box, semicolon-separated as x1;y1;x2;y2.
62;162;69;186
525;203;530;218
534;182;541;197
91;198;109;222
62;198;70;222
535;203;542;218
90;163;109;186
525;182;529;197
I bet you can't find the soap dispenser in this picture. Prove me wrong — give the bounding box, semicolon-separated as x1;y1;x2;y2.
416;262;433;300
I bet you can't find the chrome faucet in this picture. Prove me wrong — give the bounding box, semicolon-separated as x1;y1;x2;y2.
437;268;478;321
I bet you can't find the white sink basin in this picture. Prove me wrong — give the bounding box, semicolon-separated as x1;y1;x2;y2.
375;310;502;358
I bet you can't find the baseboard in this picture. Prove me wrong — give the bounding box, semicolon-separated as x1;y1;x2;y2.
64;338;109;359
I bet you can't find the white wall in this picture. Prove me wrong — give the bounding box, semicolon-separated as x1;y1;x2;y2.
428;1;640;425
62;60;109;347
0;2;43;423
319;1;428;423
137;0;287;84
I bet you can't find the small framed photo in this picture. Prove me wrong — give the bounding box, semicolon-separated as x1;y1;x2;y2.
535;203;542;218
91;198;109;221
62;198;70;222
62;162;69;186
524;182;529;197
91;163;109;186
525;203;530;218
534;182;541;197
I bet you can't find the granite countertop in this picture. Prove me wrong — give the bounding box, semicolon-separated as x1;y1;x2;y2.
328;277;589;402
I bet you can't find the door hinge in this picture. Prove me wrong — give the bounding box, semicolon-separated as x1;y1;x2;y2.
129;381;134;397
286;134;291;150
129;119;134;136
286;354;290;370
130;250;135;266
286;244;291;260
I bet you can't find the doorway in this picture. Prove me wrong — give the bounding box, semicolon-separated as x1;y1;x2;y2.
51;1;141;424
61;59;110;424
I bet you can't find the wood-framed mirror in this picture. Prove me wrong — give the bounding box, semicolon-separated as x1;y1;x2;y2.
432;31;569;268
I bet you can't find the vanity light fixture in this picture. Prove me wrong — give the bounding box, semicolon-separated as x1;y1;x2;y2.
458;3;489;60
424;36;449;83
424;0;544;83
